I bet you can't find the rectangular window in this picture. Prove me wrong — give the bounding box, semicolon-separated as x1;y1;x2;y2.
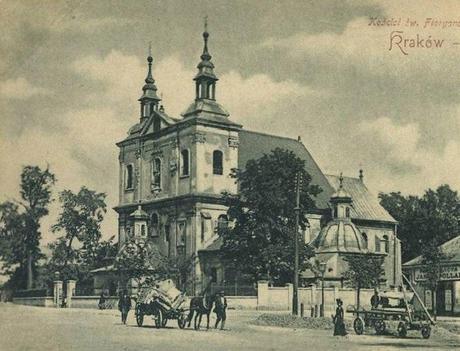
213;150;223;175
177;221;186;247
125;164;134;189
181;150;189;177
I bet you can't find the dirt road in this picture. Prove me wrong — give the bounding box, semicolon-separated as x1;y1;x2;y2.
0;303;458;351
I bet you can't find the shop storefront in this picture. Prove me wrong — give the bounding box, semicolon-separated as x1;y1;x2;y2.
403;236;460;316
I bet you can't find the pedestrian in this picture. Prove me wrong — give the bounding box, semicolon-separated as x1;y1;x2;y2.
371;289;380;309
98;291;106;310
118;290;131;325
213;290;227;330
332;298;347;336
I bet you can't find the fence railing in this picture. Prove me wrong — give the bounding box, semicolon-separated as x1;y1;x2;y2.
209;284;257;296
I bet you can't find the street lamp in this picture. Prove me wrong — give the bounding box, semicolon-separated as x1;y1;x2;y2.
319;262;326;317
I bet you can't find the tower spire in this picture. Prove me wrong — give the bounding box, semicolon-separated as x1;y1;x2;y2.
194;16;218;100
138;44;161;121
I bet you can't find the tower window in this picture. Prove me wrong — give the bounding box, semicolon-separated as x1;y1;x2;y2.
213;150;223;175
181;149;190;177
152;158;162;190
345;207;351;218
125;164;134;189
382;235;389;253
362;232;368;249
141;224;146;237
375;236;381;253
150;213;159;237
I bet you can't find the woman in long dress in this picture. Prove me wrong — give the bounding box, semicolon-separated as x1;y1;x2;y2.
333;298;347;336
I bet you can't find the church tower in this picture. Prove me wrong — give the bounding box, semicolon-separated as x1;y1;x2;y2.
182;19;230;119
138;48;161;122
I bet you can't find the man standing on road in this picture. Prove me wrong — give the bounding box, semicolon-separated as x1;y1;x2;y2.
214;291;227;330
118;290;131;325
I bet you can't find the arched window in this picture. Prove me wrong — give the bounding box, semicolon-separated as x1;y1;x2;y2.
152;158;161;190
382;235;389;253
150;213;159;237
217;214;229;234
141;224;146;237
345;207;351;218
125;164;133;189
362;232;368;249
213;150;223;175
375;236;381;253
181;149;189;176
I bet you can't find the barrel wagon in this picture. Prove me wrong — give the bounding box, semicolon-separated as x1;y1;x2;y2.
134;279;188;329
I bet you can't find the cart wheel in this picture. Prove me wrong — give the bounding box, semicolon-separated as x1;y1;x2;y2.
135;304;144;327
178;313;187;329
154;309;163;329
397;322;407;338
353;317;364;335
375;320;386;335
162;318;168;327
421;325;431;339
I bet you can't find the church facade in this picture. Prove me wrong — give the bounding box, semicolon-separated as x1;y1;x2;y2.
113;27;401;295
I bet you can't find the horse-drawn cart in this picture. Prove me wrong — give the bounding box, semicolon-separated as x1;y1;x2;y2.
347;275;435;339
134;279;188;329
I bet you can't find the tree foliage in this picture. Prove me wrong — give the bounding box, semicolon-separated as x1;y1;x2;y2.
0;166;56;289
343;253;385;308
220;148;321;285
379;185;460;261
114;237;192;289
47;187;112;287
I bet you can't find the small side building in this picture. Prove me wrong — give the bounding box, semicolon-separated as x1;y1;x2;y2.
403;235;460;316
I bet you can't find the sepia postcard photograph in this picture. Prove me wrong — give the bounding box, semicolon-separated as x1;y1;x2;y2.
1;1;460;350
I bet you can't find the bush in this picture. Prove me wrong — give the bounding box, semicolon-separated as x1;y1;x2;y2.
252;313;351;330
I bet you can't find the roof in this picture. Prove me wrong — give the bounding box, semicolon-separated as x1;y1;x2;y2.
182;99;230;118
313;219;368;254
403;234;460;266
199;236;223;252
326;175;396;223
238;130;334;209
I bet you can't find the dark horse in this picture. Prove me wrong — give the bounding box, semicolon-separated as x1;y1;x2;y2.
187;293;215;330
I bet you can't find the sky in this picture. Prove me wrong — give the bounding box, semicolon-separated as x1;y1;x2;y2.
1;0;460;248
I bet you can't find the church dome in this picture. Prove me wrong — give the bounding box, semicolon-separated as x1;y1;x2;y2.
314;219;367;253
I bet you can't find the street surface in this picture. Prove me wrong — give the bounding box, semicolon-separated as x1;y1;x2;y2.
0;303;458;351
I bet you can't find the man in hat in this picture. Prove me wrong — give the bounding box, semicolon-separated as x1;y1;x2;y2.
214;290;227;330
118;290;132;325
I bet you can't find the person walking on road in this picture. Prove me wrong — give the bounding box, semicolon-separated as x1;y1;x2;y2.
118;291;131;325
214;291;227;330
332;298;347;336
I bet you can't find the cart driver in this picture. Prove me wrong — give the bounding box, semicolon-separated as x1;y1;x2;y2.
370;289;380;309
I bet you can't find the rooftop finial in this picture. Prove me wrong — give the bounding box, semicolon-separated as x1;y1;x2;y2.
201;15;211;61
148;41;152;58
359;169;364;182
145;44;154;84
339;172;344;189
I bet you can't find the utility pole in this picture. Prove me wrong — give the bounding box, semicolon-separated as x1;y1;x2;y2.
293;172;301;315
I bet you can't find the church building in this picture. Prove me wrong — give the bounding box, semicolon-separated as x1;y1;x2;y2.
112;26;401;295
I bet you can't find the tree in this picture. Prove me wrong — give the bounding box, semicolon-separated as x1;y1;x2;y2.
343;253;385;309
48;187;108;288
114;238;170;288
0;166;55;289
220;148;321;285
420;242;448;320
379;185;460;261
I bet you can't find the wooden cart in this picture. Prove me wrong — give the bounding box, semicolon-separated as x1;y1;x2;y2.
348;274;435;339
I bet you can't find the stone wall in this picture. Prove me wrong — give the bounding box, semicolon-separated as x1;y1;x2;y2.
257;281;374;315
12;297;54;307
